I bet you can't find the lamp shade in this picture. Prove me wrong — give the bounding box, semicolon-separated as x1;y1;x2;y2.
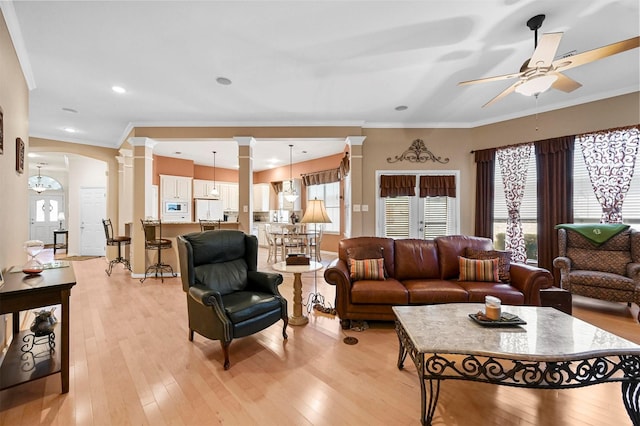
58;212;65;221
301;198;332;224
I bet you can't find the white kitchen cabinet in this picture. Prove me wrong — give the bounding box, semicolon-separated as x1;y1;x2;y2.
219;182;239;211
193;179;219;199
253;183;270;212
161;175;192;200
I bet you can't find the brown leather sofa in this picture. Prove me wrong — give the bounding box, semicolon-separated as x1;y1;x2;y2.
324;235;553;329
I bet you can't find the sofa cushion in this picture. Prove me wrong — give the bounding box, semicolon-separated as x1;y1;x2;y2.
435;235;494;280
465;248;511;282
566;247;631;276
457;281;525;305
340;237;396;278
350;258;386;281
403;279;469;304
394;239;439;280
351;278;408;305
458;257;500;282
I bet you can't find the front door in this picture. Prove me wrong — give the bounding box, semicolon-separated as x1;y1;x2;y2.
30;194;64;244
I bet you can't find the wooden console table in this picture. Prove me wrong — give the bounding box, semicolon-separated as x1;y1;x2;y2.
53;229;68;255
0;266;76;393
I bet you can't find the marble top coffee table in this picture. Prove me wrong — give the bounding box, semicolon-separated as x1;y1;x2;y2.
393;304;640;426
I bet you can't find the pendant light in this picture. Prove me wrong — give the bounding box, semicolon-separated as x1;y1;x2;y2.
30;164;48;194
210;151;220;199
284;144;298;202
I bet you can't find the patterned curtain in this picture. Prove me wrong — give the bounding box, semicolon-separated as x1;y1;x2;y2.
578;126;640;223
497;144;532;263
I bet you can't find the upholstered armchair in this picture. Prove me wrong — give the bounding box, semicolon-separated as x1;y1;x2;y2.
553;225;640;322
177;230;288;369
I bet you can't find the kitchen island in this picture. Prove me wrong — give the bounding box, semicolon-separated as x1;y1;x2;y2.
125;221;242;276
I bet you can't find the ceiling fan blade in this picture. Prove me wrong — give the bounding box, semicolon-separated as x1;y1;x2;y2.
458;71;522;86
529;32;563;68
482;81;519;108
553;36;640;72
551;72;582;92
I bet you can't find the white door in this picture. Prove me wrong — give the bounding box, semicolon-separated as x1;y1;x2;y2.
80;187;106;256
30;194;64;244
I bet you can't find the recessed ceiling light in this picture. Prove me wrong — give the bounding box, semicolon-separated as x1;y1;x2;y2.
395;105;408;111
216;77;232;85
62;107;78;113
63;127;77;133
112;86;126;94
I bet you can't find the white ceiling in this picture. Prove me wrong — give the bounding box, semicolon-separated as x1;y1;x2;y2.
5;0;639;172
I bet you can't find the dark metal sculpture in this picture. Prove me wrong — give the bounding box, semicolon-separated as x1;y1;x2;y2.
387;139;449;164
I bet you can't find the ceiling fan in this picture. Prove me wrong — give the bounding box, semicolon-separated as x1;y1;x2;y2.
459;14;640;107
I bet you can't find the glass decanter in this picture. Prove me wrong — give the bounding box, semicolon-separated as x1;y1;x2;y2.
23;240;45;275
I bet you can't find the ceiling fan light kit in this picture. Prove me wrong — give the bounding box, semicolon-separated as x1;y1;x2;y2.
514;74;558;96
459;13;640;107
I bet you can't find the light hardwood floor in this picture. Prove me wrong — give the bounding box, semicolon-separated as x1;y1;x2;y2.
1;248;639;426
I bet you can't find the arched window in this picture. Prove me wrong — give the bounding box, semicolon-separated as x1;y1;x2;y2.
28;174;63;193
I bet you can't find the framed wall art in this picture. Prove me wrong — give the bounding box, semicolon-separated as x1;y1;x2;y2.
0;107;3;155
16;137;24;174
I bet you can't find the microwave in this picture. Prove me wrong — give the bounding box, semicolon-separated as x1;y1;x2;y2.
164;201;189;214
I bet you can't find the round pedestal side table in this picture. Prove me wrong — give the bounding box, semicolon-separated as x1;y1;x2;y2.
272;261;323;326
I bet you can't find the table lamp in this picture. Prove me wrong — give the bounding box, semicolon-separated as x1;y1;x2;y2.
300;198;332;312
58;212;65;230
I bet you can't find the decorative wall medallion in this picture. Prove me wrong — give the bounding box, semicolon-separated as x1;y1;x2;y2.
387;138;449;164
16;137;25;174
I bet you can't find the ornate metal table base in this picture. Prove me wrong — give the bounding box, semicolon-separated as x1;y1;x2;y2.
395;321;640;426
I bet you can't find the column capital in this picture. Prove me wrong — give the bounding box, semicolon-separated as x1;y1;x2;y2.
234;136;256;147
128;137;156;149
346;136;366;146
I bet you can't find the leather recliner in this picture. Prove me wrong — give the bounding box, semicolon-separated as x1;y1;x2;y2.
177;230;288;369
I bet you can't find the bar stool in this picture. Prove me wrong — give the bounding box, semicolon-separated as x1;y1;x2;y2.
140;219;176;283
102;219;131;276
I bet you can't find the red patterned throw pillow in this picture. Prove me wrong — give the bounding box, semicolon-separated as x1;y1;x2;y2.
350;258;386;281
458;256;500;282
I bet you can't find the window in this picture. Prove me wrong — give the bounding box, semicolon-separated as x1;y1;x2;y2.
573;142;640;229
493;145;538;262
377;171;459;239
307;182;340;233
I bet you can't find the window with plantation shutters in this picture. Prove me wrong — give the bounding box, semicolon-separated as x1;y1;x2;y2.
384;196;410;238
377;171;459;239
423;196;453;238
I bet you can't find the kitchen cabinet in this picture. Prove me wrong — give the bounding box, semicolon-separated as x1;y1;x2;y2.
193;179;220;199
253;183;270;212
161;175;192;200
219;182;239;211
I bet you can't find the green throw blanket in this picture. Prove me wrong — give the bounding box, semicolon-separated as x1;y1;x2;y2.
555;223;630;245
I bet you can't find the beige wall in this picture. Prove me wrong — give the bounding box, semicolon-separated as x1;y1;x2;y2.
356;92;640;236
0;10;29;352
0;12;29;270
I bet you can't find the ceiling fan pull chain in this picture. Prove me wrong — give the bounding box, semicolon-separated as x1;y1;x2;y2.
535;95;539;131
